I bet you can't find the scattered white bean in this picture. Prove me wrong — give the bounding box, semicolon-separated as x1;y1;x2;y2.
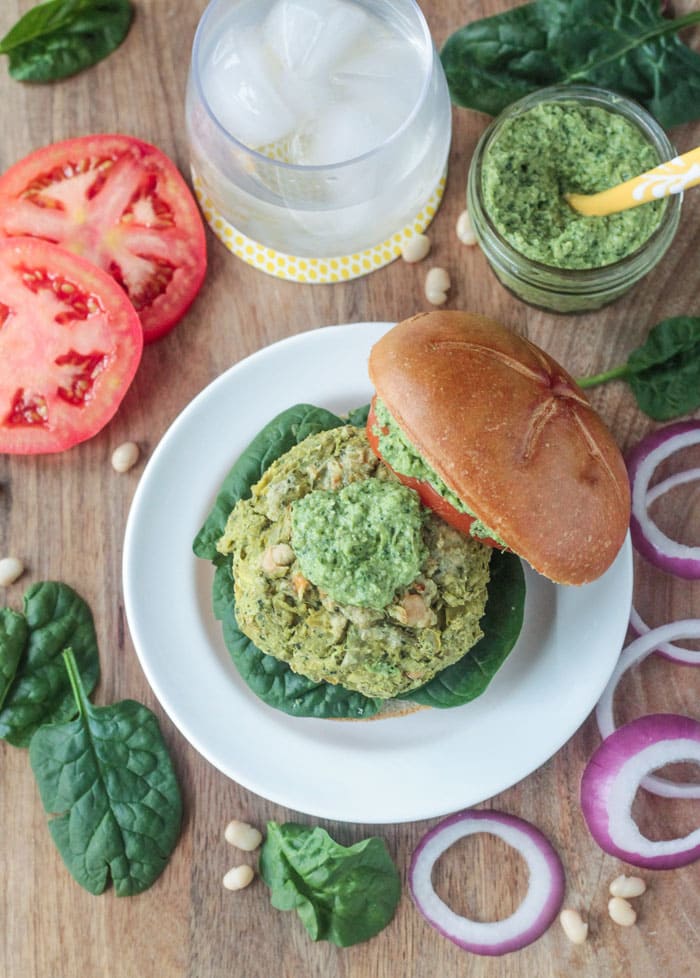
425;266;450;306
0;556;25;587
400;233;431;263
608;896;637;927
224;819;263;852
222;864;255;891
559;908;589;945
111;441;140;473
456;208;477;246
609;874;647;899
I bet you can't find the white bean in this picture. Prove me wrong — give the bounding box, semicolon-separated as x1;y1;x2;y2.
425;266;450;306
400;233;431;263
223;864;255;891
456;208;477;246
224;819;263;852
111;441;140;473
0;556;24;587
559;908;589;945
608;896;637;927
609;874;647;899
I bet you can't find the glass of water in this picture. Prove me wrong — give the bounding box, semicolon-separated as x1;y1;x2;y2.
185;0;452;281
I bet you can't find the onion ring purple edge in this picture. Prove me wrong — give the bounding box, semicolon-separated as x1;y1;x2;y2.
627;421;700;579
581;714;700;869
408;809;565;955
596;619;700;798
629;606;700;666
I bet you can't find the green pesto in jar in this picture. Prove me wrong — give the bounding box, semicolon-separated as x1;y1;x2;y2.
480;101;666;269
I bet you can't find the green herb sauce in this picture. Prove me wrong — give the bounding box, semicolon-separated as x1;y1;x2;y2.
291;479;426;610
372;399;505;546
480;101;665;269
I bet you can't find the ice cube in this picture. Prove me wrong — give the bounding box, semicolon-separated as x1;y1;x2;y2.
202;27;298;149
290;91;408;165
334;36;423;88
264;0;369;80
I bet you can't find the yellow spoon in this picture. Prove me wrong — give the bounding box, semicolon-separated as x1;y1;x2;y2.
566;146;700;217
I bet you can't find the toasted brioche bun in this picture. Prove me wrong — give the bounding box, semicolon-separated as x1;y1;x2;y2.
368;311;630;586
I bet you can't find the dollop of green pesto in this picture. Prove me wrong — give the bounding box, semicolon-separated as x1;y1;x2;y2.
372;399;505;547
480;101;665;269
291;479;426;609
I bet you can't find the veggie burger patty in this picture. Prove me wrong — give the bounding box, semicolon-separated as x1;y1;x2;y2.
217;425;491;699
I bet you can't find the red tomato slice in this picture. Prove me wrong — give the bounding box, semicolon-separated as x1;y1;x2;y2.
366;400;504;549
0;236;143;454
0;134;206;343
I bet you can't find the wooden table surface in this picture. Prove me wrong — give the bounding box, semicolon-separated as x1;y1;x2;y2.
1;1;699;976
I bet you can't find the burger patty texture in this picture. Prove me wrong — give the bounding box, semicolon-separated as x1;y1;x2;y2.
217;425;492;699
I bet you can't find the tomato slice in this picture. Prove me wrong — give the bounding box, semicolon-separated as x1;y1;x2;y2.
366;400;504;549
0;236;143;454
0;134;206;343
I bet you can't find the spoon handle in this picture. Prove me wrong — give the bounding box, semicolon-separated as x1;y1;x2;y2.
566;146;700;217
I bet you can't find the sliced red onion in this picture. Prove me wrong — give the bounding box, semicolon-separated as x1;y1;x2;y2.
409;810;564;955
627;420;700;578
581;713;700;869
629;606;700;666
596;619;700;799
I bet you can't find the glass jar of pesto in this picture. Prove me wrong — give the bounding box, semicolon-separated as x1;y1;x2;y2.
467;85;681;313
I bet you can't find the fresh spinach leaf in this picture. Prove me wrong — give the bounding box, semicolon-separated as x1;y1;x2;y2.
441;0;700;128
198;403;524;719
193;403;347;562
214;562;383;719
0;609;28;711
0;0;134;83
260;822;401;947
578;316;700;421
346;403;370;427
0;581;100;747
399;550;525;709
213;550;522;718
29;648;182;896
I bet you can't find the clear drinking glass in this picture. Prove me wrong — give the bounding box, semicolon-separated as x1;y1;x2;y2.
185;0;452;277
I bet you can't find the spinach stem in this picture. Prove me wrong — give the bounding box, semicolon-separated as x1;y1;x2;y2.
62;647;88;718
577;363;630;389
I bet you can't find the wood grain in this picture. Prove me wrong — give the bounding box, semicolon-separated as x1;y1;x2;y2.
1;1;699;976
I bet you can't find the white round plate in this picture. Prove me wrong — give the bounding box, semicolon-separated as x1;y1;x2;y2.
123;321;633;824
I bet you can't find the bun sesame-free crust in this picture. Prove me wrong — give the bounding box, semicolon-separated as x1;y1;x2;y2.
368;311;630;585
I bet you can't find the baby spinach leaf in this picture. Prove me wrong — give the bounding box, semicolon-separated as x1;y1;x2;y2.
0;0;134;83
214;562;383;719
578;316;700;421
193;403;346;562
0;609;28;711
346;403;370;427
29;648;182;896
399;550;526;709
199;403;525;719
0;581;99;747
441;0;700;128
260;822;401;947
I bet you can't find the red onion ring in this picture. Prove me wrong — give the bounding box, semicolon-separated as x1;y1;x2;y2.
409;810;564;955
627;420;700;578
596;620;700;799
629;606;700;666
581;713;700;869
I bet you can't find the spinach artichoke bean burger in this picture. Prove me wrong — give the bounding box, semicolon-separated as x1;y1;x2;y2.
193;312;631;721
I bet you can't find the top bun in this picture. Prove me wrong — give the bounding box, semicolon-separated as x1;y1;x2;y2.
368;311;630;585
